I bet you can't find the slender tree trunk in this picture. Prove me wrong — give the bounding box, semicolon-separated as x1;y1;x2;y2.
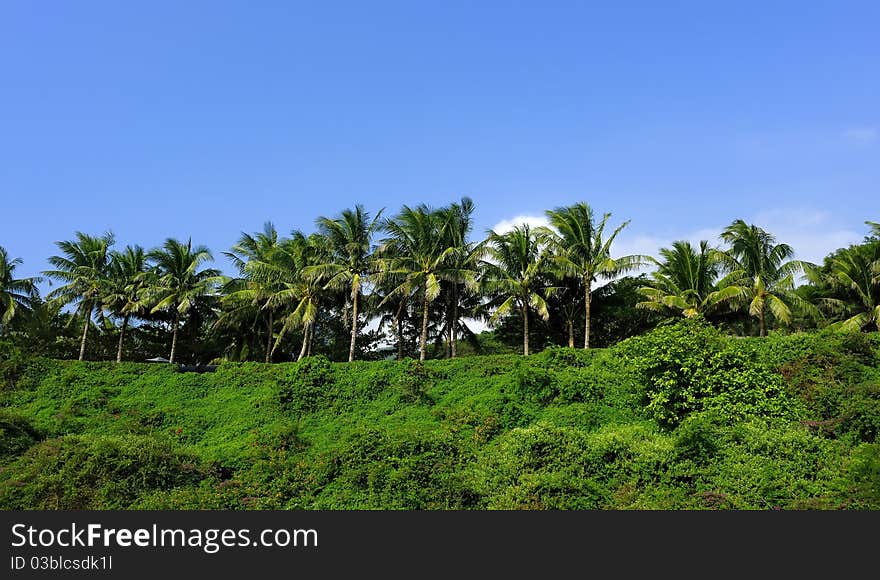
307;320;314;357
522;302;529;356
78;308;91;361
397;312;404;361
568;319;574;348
265;311;273;363
759;306;766;337
170;311;180;364
116;313;129;363
298;323;309;361
420;290;429;361
451;284;459;358
584;280;592;349
348;290;358;362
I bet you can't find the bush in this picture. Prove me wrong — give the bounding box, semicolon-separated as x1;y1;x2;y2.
614;318;796;428
0;409;42;464
277;355;335;414
0;434;206;509
471;422;673;509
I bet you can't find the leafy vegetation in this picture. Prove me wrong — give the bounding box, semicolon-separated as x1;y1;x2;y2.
1;319;877;510
1;201;878;510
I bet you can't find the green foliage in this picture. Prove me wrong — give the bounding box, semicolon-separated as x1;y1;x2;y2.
0;340;27;390
471;422;673;509
762;330;880;443
277;355;335;414
0;408;42;464
614;318;796;428
0;434;205;509
835;443;880;509
1;321;877;510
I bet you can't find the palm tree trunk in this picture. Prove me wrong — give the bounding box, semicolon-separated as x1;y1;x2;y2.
298;323;309;361
397;312;404;361
420;290;429;361
348;290;358;362
265;311;273;363
759;306;766;337
568;319;574;348
522;302;530;356
170;311;180;364
451;285;458;358
116;313;129;363
584;281;592;349
307;320;314;357
78;308;91;361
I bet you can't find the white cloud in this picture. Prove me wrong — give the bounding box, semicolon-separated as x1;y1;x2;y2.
490;214;550;234
843;127;878;144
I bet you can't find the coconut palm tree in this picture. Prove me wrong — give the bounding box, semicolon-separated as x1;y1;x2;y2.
251;231;330;361
104;245;148;362
718;220;819;336
306;205;383;362
545;202;643;349
220;223;283;362
436;197;482;358
145;238;222;363
481;224;553;356
43;231;114;360
637;240;742;319
821;241;880;332
378;204;457;361
0;246;39;335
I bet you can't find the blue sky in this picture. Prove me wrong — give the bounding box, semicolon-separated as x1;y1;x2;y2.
2;1;878;285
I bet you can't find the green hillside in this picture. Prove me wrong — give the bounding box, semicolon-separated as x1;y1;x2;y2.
2;319;878;510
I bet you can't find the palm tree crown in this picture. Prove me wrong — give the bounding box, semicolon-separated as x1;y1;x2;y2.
545;202;642;348
146;238;221;363
104;245;148;362
378;203;457;361
307;205;383;362
481;223;553;356
43;231;114;360
718;220;819;336
637;240;741;319
0;246;40;333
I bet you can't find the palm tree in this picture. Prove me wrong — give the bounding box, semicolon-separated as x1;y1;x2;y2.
436;197;481;358
545;202;643;349
378;204;456;361
821;241;880;331
221;223;283;362
306;205;383;362
481;224;553;356
145;238;221;363
637;240;742;319
718;220;819;336
104;245;148;362
43;231;114;360
0;246;39;335
867;221;880;238
251;231;329;361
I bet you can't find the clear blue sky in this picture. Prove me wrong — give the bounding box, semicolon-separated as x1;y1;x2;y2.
2;1;878;284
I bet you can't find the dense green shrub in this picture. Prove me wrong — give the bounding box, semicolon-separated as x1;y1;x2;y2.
834;443;880;509
277;355;335;414
614;318;797;428
0;408;42;464
471;422;673;509
0;434;206;509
